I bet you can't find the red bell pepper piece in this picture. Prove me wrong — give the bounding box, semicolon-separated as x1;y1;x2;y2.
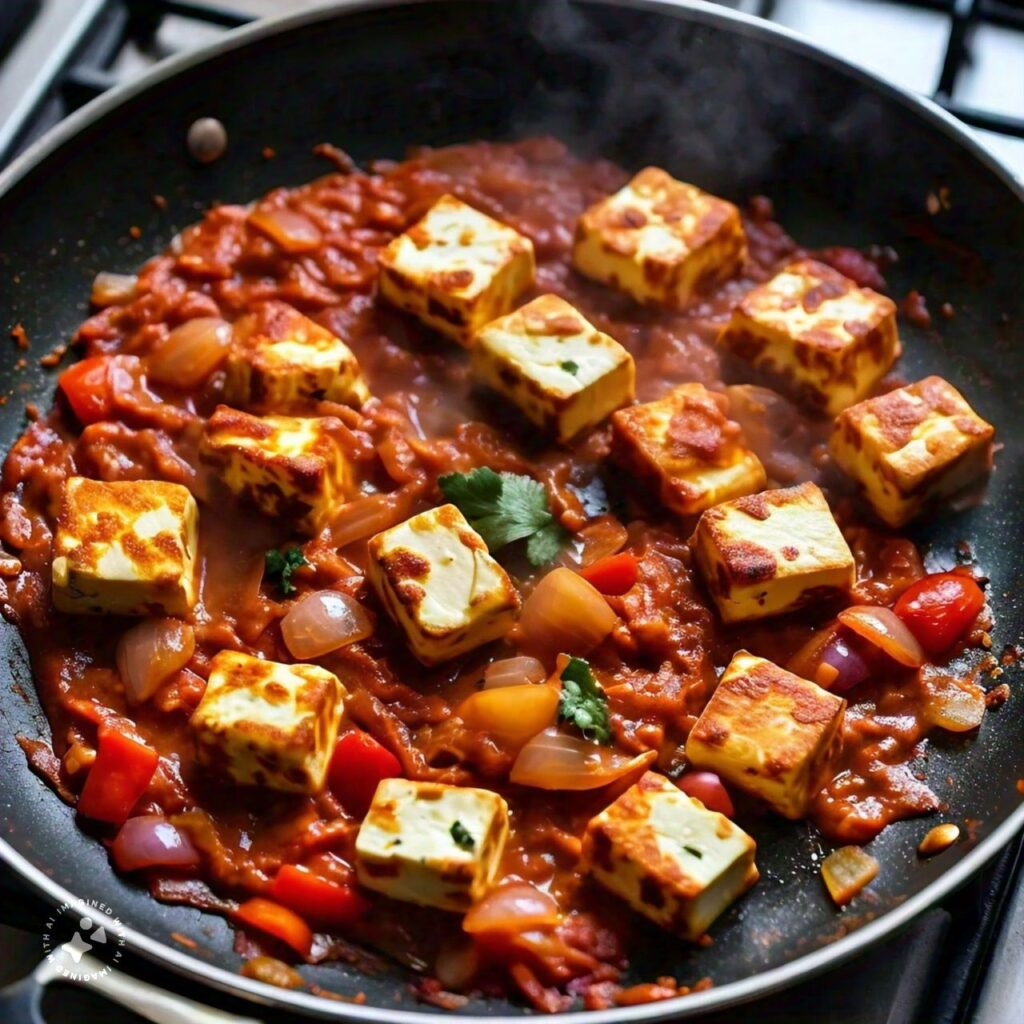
58;356;117;424
578;552;639;596
77;725;158;825
893;572;985;654
235;897;312;958
327;730;401;817
270;865;369;929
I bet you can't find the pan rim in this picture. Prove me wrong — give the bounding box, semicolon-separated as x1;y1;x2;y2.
0;1;1022;1021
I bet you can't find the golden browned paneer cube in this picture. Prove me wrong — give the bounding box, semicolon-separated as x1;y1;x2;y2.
686;651;846;819
224;300;369;413
198;405;352;534
377;194;535;345
572;167;747;309
611;382;766;517
51;477;198;616
719;258;901;416
367;504;520;665
190;651;345;793
691;482;855;623
828;376;995;528
471;294;635;442
581;771;759;940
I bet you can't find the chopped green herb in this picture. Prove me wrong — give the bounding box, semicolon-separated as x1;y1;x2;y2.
264;546;308;596
558;656;611;744
450;820;475;850
560;360;580;375
683;845;703;859
438;466;569;567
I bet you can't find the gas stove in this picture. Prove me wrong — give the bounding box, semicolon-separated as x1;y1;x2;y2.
0;2;1022;1023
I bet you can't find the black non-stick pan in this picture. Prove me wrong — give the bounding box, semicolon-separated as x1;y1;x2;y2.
0;1;1022;1020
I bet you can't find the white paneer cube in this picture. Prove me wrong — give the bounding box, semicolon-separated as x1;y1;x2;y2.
470;294;635;442
686;651;846;819
355;778;510;912
611;383;766;517
829;375;995;528
377;194;535;345
691;482;855;623
51;477;198;616
225;300;369;413
199;405;352;534
572;167;747;309
719;258;900;416
190;650;345;794
581;771;758;940
366;504;520;665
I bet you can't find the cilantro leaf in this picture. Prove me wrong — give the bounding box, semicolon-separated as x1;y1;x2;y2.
439;468;568;566
683;845;704;859
560;360;579;375
264;546;308;596
450;820;475;850
558;656;611;744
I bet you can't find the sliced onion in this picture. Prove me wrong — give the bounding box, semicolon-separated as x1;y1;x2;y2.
116;618;195;704
821;845;878;906
248;207;322;253
510;727;656;791
518;568;617;660
464;881;561;935
675;771;735;817
330;491;413;549
790;625;872;693
922;672;986;733
91;272;138;307
111;815;200;872
148;317;232;387
281;590;373;659
837;605;924;669
484;656;547;689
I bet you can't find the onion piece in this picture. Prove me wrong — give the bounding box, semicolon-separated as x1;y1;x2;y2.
248;207;322;253
91;272;138;307
464;881;561;935
518;568;618;660
111;815;200;872
675;771;735;818
116;618;196;704
484;656;547;689
921;672;986;733
147;317;232;387
281;591;373;659
821;845;879;906
510;728;656;791
433;937;481;991
790;625;872;693
837;605;924;669
330;491;413;549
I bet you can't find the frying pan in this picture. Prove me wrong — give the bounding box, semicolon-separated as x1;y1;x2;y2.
0;1;1022;1020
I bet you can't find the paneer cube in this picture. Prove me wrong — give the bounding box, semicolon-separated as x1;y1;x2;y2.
611;383;766;517
355;778;510;912
190;650;345;794
198;405;352;534
377;194;535;345
829;375;995;528
581;771;758;940
572;167;747;309
718;258;900;416
51;477;197;616
691;482;855;623
367;504;520;665
686;651;846;819
224;300;369;413
470;294;635;441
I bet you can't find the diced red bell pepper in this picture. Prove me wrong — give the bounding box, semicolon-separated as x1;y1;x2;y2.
893;572;985;655
270;865;369;929
327;730;402;818
77;725;158;825
578;552;639;596
58;356;117;425
235;897;312;957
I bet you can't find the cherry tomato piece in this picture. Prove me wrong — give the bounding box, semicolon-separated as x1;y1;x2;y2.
328;730;402;817
675;771;735;818
893;572;985;654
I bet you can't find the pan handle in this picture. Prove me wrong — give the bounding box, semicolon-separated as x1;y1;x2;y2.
0;954;264;1024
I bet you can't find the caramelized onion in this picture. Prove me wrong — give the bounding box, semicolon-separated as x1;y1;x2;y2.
116;618;195;704
518;568;617;659
147;317;231;387
281;590;373;659
464;881;561;935
91;272;138;307
483;656;547;689
837;605;924;668
111;815;200;872
510;728;656;790
821;845;878;906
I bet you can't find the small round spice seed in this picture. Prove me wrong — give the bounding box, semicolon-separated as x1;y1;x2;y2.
918;823;961;858
187;117;228;164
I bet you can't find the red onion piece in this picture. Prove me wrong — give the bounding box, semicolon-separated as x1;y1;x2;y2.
281;590;373;659
838;605;925;668
112;815;200;872
819;633;871;693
